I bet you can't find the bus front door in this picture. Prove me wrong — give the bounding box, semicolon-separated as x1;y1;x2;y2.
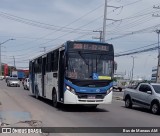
58;50;65;102
30;61;35;94
42;57;46;97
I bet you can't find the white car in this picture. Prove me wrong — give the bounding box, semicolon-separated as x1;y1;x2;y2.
0;76;4;80
23;78;29;90
7;78;20;87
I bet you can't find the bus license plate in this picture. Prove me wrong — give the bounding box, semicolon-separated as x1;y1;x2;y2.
88;96;95;99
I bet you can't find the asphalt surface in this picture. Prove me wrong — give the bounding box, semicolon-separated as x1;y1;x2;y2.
0;80;160;136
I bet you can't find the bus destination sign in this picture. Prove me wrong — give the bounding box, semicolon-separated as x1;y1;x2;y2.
72;43;109;51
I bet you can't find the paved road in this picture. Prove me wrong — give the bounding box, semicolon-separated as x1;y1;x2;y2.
0;81;160;136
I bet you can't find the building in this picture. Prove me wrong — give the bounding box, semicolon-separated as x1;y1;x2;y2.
1;63;29;78
1;63;15;76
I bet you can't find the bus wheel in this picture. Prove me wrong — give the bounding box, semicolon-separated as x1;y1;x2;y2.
35;86;39;99
52;90;59;108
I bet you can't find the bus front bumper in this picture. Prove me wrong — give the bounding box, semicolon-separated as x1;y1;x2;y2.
64;90;112;104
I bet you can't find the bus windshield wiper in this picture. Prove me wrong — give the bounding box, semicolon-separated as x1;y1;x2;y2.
78;51;89;66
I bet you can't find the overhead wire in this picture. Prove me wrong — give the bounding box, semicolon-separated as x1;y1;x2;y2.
115;43;158;57
115;42;158;54
107;22;160;41
0;3;105;54
1;0;155;63
109;10;160;34
0;11;93;32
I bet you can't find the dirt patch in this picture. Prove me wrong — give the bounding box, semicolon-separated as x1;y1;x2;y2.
18;120;43;127
18;120;49;136
0;120;49;136
0;120;43;127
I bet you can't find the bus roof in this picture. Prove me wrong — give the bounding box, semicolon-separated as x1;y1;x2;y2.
29;40;112;61
29;44;64;61
75;40;110;44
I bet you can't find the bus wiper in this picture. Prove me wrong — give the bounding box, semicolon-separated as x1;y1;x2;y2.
68;60;74;71
78;51;89;66
97;54;103;64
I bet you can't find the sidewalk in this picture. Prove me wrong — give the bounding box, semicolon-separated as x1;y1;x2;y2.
0;87;43;136
0;86;66;136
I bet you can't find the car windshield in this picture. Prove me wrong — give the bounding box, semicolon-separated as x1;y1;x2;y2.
66;52;113;80
152;85;160;94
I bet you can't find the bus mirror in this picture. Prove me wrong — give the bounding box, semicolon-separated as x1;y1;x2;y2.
53;73;58;78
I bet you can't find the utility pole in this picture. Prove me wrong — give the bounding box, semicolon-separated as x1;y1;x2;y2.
156;30;160;83
153;5;160;82
102;0;107;42
131;56;135;83
93;30;103;42
0;39;15;76
102;0;121;42
13;56;16;68
0;43;1;76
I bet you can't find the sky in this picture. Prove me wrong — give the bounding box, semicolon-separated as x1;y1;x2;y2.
0;0;160;80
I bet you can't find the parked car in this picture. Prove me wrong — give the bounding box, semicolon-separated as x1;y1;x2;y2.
0;76;4;80
7;78;20;87
123;82;160;114
23;78;29;90
6;77;11;83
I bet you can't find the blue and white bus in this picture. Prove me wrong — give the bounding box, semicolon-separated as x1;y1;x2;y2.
29;40;114;108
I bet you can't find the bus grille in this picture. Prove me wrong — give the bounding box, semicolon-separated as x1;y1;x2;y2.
76;93;105;99
78;100;103;102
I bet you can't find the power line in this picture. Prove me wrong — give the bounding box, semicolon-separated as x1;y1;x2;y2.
115;43;158;57
100;2;160;37
115;42;157;55
0;4;105;53
0;2;106;33
1;0;144;55
0;11;93;32
1;0;153;58
107;23;160;41
92;3;158;39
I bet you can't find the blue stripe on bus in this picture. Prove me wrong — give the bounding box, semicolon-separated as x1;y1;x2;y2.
64;79;113;94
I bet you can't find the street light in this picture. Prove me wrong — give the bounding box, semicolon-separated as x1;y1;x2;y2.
0;39;15;76
131;56;135;82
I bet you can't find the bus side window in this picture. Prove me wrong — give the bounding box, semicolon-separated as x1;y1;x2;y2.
51;50;59;72
37;57;42;73
51;52;54;72
29;61;32;73
34;60;38;73
47;53;51;72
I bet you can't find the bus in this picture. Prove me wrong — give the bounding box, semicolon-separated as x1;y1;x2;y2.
29;40;114;108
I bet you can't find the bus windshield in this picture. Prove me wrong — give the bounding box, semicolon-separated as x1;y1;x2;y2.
66;52;113;80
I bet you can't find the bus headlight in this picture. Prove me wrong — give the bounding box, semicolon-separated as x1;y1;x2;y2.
66;85;76;94
106;87;113;95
